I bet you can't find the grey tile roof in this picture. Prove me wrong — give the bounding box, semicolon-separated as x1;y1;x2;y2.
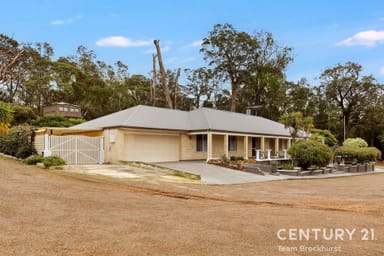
73;105;291;137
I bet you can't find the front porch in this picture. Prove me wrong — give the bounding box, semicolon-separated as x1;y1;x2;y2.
189;131;292;162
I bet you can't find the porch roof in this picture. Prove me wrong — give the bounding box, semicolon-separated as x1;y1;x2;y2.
73;105;291;137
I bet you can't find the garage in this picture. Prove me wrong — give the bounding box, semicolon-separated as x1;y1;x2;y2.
124;134;180;162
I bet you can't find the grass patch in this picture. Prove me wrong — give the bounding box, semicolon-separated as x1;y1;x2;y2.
125;161;200;181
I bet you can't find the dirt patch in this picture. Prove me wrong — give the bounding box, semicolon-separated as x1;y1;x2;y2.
1;156;383;255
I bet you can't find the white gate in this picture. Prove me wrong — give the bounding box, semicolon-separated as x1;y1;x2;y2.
44;135;104;164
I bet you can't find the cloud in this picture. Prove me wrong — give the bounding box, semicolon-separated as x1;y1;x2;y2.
379;66;384;75
50;14;82;26
337;30;384;47
185;40;203;47
96;36;151;47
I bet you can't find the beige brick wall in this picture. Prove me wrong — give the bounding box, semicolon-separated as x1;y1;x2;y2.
180;134;207;160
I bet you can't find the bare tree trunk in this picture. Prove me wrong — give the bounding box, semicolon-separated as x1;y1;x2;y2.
153;40;173;109
0;50;23;84
151;54;157;106
174;68;181;109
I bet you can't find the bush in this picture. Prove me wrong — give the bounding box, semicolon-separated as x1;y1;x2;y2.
23;155;44;165
33;115;85;128
281;163;294;170
310;128;338;147
230;156;244;161
0;125;36;159
343;137;368;148
335;146;381;163
42;156;66;167
288;140;333;170
10;104;37;125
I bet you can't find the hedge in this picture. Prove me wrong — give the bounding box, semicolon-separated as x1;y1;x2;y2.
334;146;381;163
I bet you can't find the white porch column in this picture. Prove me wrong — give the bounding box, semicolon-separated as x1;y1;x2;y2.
99;136;104;164
267;149;272;160
43;134;51;157
243;136;249;159
256;150;260;161
224;134;229;159
288;138;292;148
283;149;288;159
207;132;213;161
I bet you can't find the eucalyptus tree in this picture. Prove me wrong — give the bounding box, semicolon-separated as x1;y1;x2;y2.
319;62;380;140
201;23;293;113
183;67;219;109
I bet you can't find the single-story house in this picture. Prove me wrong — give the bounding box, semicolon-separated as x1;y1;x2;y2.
69;105;293;163
43;102;82;118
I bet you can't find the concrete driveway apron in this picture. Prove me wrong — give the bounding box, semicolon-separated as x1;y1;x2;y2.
155;161;284;184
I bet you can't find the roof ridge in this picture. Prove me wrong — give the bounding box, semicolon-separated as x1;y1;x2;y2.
200;107;279;123
201;109;211;129
122;105;142;126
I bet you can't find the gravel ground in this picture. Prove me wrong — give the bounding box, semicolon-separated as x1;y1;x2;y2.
0;156;383;255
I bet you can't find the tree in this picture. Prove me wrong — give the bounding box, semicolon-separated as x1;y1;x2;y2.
183;67;219;109
153;40;173;109
284;79;316;116
0;34;24;86
201;23;254;112
280;111;313;140
319;62;380;140
201;23;293;113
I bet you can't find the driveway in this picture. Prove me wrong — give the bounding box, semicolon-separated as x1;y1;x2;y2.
155;161;285;184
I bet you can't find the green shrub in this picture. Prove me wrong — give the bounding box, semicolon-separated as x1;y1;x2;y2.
310;128;338;147
23;155;44;165
281;163;294;170
42;156;66;167
0;125;36;159
33;115;85;128
335;146;381;163
10;104;37;125
343;137;368;148
288;140;333;170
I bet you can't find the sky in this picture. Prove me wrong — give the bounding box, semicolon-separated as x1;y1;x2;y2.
2;0;384;85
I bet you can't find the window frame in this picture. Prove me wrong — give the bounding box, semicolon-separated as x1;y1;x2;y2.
196;134;207;152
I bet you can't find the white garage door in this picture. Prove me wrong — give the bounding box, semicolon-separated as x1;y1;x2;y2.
124;134;180;162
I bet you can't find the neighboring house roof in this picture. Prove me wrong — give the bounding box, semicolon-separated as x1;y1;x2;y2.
73;105;291;137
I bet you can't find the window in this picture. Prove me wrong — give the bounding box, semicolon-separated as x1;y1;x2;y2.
59;107;64;111
228;136;237;151
196;134;207;152
63;107;68;112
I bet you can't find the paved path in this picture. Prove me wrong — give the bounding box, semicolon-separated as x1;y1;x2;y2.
155;161;286;184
